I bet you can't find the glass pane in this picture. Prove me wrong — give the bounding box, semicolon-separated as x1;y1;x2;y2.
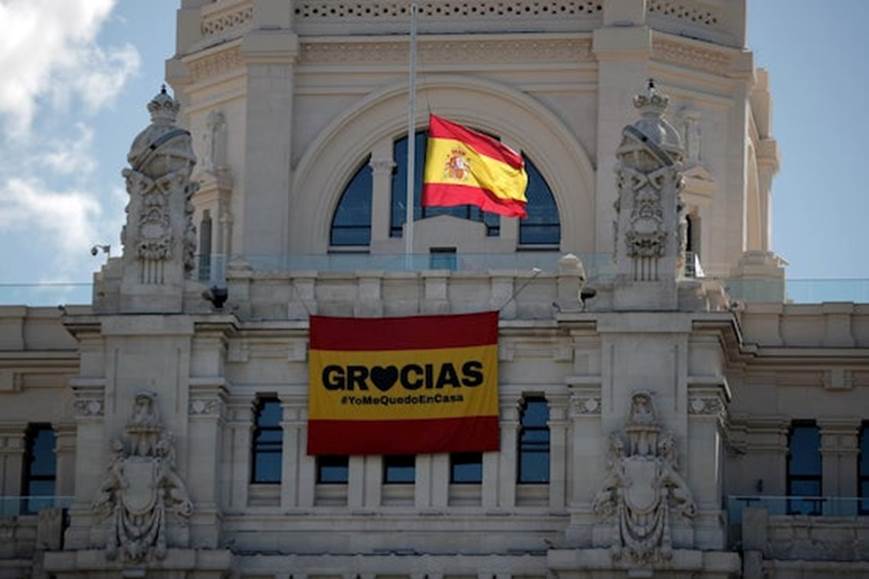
519;451;550;483
450;453;482;483
331;158;373;246
253;452;282;483
383;455;415;483
391;132;427;236
28;428;56;477
521;399;549;427
789;425;821;476
519;160;560;245
317;456;349;484
256;399;282;428
860;427;869;476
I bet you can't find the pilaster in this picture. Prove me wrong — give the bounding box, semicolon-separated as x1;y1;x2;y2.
279;394;306;509
224;397;255;510
498;399;520;508
547;392;570;509
818;418;861;500
0;423;27;506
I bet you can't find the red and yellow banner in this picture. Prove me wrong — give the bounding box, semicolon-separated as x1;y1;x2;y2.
307;311;500;455
422;114;528;218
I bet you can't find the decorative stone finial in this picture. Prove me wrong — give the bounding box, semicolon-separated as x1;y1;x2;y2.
633;78;670;119
146;85;180;126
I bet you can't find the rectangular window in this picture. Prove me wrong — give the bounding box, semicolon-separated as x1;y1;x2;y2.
383;455;415;484
450;452;483;484
317;455;349;484
518;397;550;484
787;421;822;515
429;247;457;271
860;424;869;515
22;424;56;514
251;397;282;484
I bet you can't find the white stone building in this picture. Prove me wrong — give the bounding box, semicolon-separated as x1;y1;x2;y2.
0;0;867;577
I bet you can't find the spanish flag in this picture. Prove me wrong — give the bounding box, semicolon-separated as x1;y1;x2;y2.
422;115;528;218
307;312;500;455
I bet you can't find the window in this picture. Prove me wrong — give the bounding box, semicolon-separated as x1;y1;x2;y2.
787;422;822;515
198;210;212;282
22;424;56;514
251;398;282;484
383;455;415;484
450;452;482;484
860;424;869;514
330;156;373;246
518;397;550;484
517;160;560;246
429;247;457;271
331;131;560;247
317;455;349;484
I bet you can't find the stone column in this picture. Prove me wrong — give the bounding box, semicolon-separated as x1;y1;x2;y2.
370;139;397;245
592;1;650;254
65;382;106;549
53;422;77;499
187;380;228;547
687;386;729;549
0;423;26;514
819;418;861;513
498;399;520;508
280;394;306;509
239;5;298;257
224;398;255;510
297;407;316;508
547;393;570;509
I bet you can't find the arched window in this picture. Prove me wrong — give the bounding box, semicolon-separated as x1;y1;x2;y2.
251;397;282;484
517;397;550;484
330;156;372;247
329;130;560;248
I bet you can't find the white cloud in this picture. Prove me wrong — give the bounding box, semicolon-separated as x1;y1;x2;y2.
0;178;103;251
0;0;140;135
39;124;98;175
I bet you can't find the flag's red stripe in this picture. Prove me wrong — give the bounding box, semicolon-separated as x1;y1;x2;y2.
428;115;524;169
422;183;528;218
307;416;500;455
309;311;498;351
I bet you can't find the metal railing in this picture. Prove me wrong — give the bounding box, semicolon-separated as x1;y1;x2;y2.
727;495;869;523
0;495;74;517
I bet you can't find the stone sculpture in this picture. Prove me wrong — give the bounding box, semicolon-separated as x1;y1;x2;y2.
122;87;198;284
593;392;696;566
93;391;193;563
612;80;686;282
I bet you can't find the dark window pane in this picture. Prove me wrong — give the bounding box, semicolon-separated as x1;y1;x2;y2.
519;160;560;245
859;427;869;477
450;453;482;483
331;157;372;246
252;398;282;484
518;397;550;484
317;456;349;484
519;452;550;484
430;248;457;271
789;425;821;476
383;455;415;484
28;428;56;477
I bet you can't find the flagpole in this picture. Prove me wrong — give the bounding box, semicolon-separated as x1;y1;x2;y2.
404;1;418;268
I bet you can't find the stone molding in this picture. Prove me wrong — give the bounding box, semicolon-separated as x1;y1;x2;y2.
652;38;732;75
299;37;594;66
201;1;254;38
187;45;245;84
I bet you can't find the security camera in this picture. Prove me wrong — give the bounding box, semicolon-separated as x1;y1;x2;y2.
90;246;99;256
90;244;110;257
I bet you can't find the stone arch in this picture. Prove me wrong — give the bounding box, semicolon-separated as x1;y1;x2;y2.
291;75;596;254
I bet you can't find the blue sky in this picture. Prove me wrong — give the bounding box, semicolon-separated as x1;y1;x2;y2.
0;0;866;304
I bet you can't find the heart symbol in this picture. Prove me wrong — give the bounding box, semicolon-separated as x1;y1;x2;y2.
370;366;398;392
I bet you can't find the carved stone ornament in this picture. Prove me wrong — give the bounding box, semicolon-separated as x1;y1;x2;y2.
122;87;198;283
592;392;696;566
92;391;193;563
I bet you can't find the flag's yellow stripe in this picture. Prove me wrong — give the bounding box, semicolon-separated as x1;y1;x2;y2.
424;137;528;203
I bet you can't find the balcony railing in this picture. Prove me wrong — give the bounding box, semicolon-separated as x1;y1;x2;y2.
0;495;74;517
727;495;869;522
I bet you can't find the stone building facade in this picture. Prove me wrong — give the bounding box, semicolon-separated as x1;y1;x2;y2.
0;0;867;577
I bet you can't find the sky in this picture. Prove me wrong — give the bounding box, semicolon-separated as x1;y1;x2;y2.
0;0;867;305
